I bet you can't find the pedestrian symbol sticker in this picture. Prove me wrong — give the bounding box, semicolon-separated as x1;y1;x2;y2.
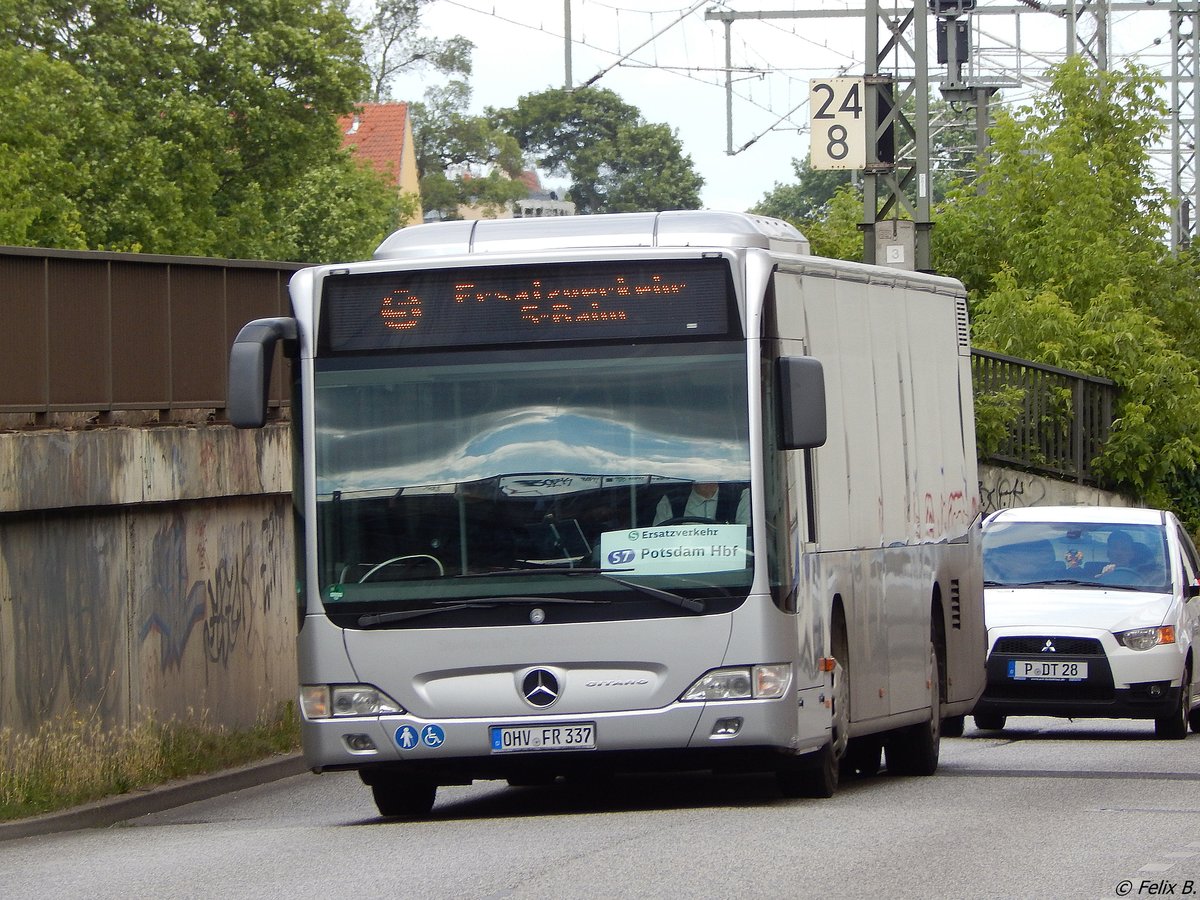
395;724;419;750
421;724;445;748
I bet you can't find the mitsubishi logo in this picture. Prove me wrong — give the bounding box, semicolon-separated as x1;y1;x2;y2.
521;669;560;708
1042;639;1057;653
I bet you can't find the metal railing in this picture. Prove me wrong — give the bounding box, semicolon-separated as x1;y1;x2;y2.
971;348;1118;485
0;246;304;419
1;248;1121;485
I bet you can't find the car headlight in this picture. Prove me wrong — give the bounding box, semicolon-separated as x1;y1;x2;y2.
1115;626;1176;651
300;684;405;719
681;664;792;701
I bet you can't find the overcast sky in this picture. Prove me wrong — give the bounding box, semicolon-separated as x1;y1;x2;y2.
388;1;1179;213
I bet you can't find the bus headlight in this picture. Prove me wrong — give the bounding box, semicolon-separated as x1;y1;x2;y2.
681;665;791;701
1116;626;1175;651
300;684;405;719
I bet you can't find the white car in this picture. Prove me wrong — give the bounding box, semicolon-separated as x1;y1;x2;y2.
975;505;1200;738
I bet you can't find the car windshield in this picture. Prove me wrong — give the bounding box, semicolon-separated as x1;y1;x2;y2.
310;343;754;625
982;520;1171;591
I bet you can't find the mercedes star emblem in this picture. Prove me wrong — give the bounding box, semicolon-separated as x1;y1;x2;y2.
521;669;560;708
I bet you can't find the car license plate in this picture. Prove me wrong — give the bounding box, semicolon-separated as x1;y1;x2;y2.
1008;659;1089;681
490;723;596;753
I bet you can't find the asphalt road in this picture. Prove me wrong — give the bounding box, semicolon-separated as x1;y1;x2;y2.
2;717;1198;900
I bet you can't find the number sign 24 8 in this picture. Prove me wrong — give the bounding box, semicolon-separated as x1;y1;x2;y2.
809;78;866;170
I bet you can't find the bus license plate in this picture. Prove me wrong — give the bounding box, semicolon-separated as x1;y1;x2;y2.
1008;659;1088;681
490;723;596;753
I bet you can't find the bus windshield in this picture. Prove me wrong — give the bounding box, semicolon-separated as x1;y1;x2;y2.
313;343;753;624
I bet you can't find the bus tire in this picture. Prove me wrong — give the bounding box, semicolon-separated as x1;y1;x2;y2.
777;741;839;799
885;642;941;776
370;778;437;818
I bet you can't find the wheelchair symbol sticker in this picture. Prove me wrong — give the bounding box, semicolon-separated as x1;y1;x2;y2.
421;724;445;748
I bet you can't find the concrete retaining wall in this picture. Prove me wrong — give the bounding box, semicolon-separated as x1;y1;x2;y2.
0;424;1136;740
0;424;295;736
979;463;1133;515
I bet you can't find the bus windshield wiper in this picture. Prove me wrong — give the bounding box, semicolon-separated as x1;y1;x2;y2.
599;574;705;613
454;567;705;613
455;567;617;577
357;596;608;627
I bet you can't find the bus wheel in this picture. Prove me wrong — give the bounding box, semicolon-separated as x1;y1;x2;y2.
370;778;437;818
777;741;839;799
885;642;941;776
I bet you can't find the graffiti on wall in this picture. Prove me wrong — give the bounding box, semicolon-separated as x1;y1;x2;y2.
978;471;1049;515
140;511;285;672
139;513;207;669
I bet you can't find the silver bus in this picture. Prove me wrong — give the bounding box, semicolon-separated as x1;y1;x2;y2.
228;211;986;816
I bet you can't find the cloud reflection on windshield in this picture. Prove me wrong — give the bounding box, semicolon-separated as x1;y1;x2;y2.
317;408;748;495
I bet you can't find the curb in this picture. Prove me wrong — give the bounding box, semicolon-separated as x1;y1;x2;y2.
0;752;309;843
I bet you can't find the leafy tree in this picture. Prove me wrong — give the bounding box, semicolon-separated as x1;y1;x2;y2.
750;158;851;223
494;87;704;214
409;80;528;220
0;42;92;247
275;158;417;263
4;0;405;261
934;58;1200;514
359;0;472;103
801;183;865;261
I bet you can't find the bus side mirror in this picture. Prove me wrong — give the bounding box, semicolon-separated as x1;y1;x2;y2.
777;356;827;450
227;317;298;428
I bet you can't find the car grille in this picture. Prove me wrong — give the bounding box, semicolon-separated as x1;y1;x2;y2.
984;636;1115;702
992;636;1106;656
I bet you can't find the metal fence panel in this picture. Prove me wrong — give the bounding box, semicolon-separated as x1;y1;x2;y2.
111;262;172;408
971;348;1118;486
0;247;304;417
0;256;47;409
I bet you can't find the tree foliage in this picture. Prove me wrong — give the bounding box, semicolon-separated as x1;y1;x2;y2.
800;183;865;261
359;0;472;103
934;58;1200;513
0;41;94;248
494;87;704;214
407;80;528;220
1;0;405;261
750;158;852;224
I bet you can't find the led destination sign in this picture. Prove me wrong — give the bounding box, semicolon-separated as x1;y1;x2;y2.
320;258;734;352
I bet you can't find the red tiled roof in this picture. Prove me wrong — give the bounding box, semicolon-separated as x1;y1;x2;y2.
338;103;409;185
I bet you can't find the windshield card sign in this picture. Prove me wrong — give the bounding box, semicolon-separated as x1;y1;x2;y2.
600;524;748;575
